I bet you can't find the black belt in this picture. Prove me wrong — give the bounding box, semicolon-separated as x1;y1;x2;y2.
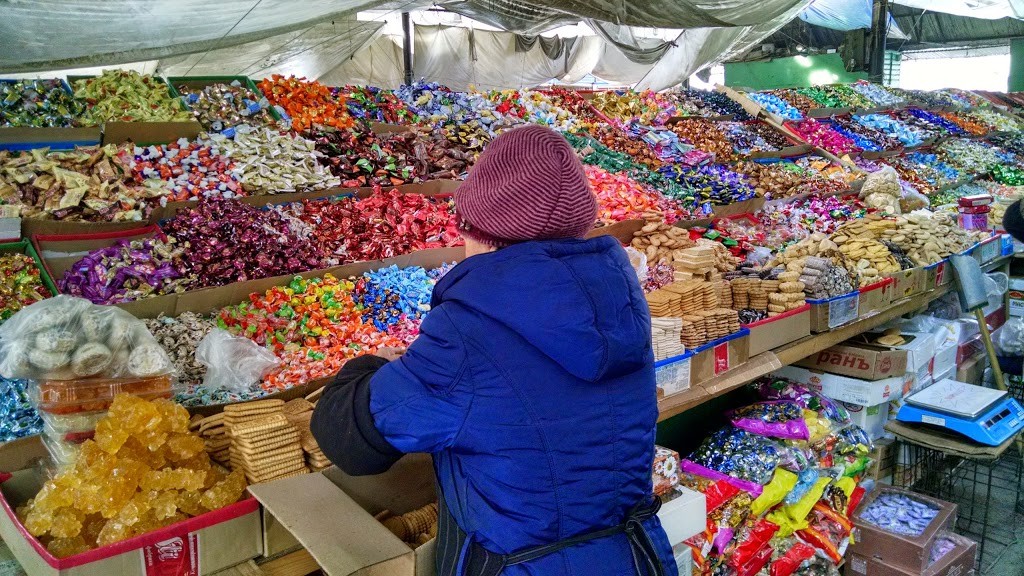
437;492;666;576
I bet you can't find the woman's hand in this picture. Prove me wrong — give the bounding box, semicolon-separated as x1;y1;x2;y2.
375;346;407;361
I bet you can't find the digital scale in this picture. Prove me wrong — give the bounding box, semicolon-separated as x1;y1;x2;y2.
896;379;1024;446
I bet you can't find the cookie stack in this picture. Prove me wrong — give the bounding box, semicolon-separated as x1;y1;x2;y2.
680;315;706;349
662;280;716;315
699;309;741;341
673;246;717;279
645;290;682;318
651;317;685;360
225;401;309;483
190;413;231;466
280;399;332;472
380;502;439;547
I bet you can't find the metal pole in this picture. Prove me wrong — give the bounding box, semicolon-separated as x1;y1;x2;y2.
402;12;414;86
869;0;889;82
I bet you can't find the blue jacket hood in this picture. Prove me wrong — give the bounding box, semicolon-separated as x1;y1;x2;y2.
433;236;652;381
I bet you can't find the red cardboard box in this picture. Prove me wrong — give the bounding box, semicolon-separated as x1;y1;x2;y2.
0;436;262;576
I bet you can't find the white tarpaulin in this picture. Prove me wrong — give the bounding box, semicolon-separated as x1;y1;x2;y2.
156;19;384;79
319;35;406;88
635;0;813;91
0;0;398;72
894;0;1024;20
414;25;600;90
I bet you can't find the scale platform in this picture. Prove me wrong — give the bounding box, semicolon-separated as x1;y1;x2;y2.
896;378;1024;446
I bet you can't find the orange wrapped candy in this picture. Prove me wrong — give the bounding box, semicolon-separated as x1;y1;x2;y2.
257;75;354;132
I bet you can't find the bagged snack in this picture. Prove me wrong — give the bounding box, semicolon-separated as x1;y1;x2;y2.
730;401;810;440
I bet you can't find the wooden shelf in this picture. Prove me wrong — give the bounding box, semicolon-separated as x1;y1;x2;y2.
657;254;1012;422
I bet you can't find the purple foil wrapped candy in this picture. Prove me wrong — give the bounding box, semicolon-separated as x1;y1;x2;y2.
59;237;195;304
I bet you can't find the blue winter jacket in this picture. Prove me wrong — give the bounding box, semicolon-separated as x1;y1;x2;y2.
312;235;676;576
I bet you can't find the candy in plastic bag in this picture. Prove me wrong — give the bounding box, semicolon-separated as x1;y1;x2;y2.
730;401;810;441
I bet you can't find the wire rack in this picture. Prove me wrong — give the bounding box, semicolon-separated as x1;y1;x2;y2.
891;440;1023;573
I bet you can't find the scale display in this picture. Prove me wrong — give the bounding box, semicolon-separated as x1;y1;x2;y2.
896;379;1024;446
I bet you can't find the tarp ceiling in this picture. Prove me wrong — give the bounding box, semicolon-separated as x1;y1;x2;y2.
1;0;1021;89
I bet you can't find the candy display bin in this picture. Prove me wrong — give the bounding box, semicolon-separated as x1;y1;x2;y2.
0;79;101;151
0;240;58;298
0;437;262;576
166;76;283;123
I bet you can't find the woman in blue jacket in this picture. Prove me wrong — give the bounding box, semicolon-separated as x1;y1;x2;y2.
312;124;675;576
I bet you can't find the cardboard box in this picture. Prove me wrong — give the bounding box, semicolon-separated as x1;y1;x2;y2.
849;487;957;575
0;436;262;576
774;365;912;407
0;127;102;151
32;225;163;282
101;121;203;146
1009;277;1024;317
956;353;987;386
249;454;436;576
658;487;706;547
924;260;952;291
888;268;925;300
795;343;908;381
655;351;693;397
808;291;860;333
858;279;894;318
973;235;1002;265
20;219;149;240
933;342;957;378
842;401;890;440
690;330;750;386
866;437;896;483
745;305;810;356
845;532;976;576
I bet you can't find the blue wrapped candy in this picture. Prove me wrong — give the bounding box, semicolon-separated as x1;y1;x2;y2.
0;377;42;441
860;492;940;536
748;92;803;121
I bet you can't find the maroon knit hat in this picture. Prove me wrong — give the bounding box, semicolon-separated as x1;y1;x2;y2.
455;124;597;247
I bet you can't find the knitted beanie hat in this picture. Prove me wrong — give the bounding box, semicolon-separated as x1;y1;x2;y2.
454;124;597;247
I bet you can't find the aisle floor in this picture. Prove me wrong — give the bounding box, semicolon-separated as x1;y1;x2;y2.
963;453;1023;576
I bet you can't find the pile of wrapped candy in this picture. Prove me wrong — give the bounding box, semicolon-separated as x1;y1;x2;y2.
664;89;751;120
0;79;89;128
258;75;354;132
788;119;858;156
174;80;277;132
854;114;926;147
669;376;873;576
73;70;192;124
338;85;419;124
59;235;194;305
660;164;757;212
586;165;688;224
120;139;243;202
747;92;803;121
278;188;462;264
849;81;903;107
0;251;53;323
162;197;324;288
0;145;158;222
307;125;421;187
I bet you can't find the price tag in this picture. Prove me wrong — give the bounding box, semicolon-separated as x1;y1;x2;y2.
934;261;947;286
713;342;731;376
655;356;691;396
142;533;199;576
828;294;859;329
